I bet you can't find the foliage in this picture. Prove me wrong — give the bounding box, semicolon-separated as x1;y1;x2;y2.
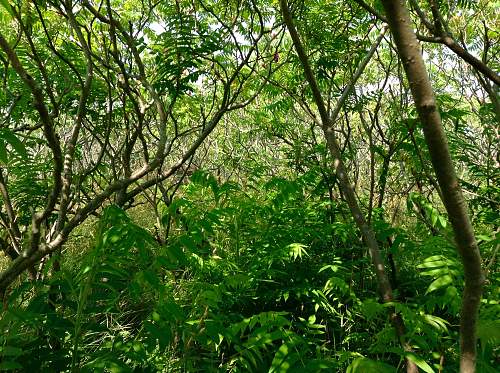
0;0;498;372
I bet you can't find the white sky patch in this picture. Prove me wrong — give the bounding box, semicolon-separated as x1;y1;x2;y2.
149;22;166;35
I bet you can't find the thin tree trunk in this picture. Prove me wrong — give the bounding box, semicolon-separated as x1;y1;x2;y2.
279;2;419;371
358;111;376;223
380;1;485;371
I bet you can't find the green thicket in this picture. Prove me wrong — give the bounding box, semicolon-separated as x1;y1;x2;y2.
0;0;498;372
1;163;498;371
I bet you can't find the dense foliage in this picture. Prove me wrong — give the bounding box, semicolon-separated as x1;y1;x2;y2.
0;0;498;372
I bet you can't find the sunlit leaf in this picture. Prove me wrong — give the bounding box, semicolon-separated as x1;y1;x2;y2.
426;275;453;294
405;352;435;373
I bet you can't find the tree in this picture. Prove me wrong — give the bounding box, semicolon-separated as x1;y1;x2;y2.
0;0;497;371
0;0;280;296
279;1;419;371
379;0;485;371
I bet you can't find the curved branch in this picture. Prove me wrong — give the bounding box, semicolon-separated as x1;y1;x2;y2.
279;2;418;371
0;33;63;254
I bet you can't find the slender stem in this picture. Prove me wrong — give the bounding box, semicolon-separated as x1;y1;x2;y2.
279;1;419;371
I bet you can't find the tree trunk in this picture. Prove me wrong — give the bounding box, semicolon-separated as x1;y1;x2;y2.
379;1;485;372
279;1;418;371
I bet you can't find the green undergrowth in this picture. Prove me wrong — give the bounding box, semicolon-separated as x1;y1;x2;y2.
0;171;498;372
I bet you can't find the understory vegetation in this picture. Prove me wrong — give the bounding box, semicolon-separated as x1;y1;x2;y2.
0;0;498;372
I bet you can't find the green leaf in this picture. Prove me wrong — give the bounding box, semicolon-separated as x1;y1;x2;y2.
0;0;14;18
324;276;349;296
420;267;459;277
426;275;453;294
160;300;185;322
430;209;438;227
288;243;308;261
404;352;435;373
142;269;160;289
417;256;457;269
360;299;384;320
179;235;197;251
422;314;449;333
438;215;447;228
0;140;6;164
0;346;23;357
301;359;336;371
0;129;27;159
477;319;500;345
0;361;22;371
346;357;396;373
476;234;493;242
270;342;291;373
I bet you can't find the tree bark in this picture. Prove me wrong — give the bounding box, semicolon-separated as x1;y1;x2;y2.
379;1;485;372
279;2;419;372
